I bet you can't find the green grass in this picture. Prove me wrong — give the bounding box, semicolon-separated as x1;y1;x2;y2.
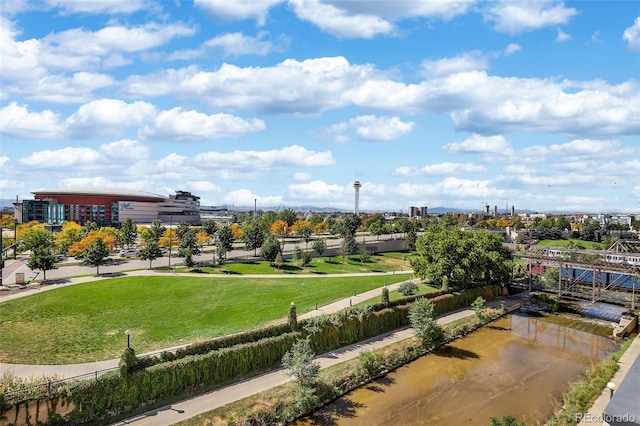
0;274;411;364
536;239;603;250
355;283;440;306
172;252;412;275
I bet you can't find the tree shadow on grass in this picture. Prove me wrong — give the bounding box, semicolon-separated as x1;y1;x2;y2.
434;345;480;360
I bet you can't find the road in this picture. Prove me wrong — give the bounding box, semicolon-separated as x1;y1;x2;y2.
0;233;407;286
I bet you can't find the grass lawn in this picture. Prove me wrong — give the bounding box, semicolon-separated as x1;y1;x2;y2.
536;239;604;249
0;274;411;365
355;282;440;307
171;252;412;275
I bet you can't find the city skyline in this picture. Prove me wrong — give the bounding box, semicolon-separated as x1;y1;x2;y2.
1;1;639;213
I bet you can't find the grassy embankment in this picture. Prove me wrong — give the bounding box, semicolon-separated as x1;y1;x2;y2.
0;254;412;364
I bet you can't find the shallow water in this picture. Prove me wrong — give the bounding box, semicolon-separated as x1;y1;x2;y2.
294;313;618;426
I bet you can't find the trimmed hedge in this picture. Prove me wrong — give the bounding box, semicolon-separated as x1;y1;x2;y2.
3;284;502;425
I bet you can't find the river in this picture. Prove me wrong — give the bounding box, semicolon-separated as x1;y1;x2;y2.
294;313;618;426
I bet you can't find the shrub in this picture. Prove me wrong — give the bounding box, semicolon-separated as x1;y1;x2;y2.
398;281;419;296
288;302;299;331
355;350;383;382
409;298;444;349
381;287;390;305
282;338;320;388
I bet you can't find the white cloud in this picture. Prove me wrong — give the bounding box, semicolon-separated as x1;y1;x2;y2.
100;139;150;160
394;162;487;176
324;115;415;143
45;0;151;15
288;0;474;39
623;17;640;51
58;176;115;188
169;31;287;60
139;108;266;142
0;102;65;139
40;23;196;70
194;0;284;25
66;99;157;137
285;180;349;200
19;147;101;169
556;28;571;42
421;52;488;77
186;181;223;192
123;56;381;115
294;172;311;181
196;145;334;170
223;188;282;206
444;134;512;155
504;43;521;56
483;0;578;35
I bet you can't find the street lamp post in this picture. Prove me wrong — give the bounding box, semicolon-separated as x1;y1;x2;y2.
125;329;131;348
607;381;616;399
168;215;172;268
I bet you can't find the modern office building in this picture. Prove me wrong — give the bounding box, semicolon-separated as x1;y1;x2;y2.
15;188;202;226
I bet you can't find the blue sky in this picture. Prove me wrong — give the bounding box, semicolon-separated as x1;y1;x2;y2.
1;0;639;214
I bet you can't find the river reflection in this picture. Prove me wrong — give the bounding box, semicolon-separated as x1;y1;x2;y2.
293;313;618;426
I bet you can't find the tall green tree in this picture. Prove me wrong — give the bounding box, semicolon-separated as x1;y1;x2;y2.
217;225;234;261
312;238;326;259
141;219;165;244
118;217;138;248
282;338;320;387
27;248;56;281
177;226;200;267
85;237;110;275
277;208;297;227
409;298;444;349
20;227;55;253
201;219;217;240
138;240;163;269
260;235;281;263
242;219;265;256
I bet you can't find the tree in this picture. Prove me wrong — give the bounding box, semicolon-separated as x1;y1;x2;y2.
360;248;372;263
472;296;489;323
230;223;243;240
119;217;137;248
292;219;314;249
217;225;234;261
381;287;390;305
138;240;163;269
20;226;55;253
242;219;265;256
404;228;417;251
69;230;117;257
178;226;200;267
201;219;217;239
270;219;289;249
312;238;326;259
85;237;110;275
409;298;444;349
27;248;56;281
55;221;82;253
277;208;297;227
282;338;320;388
275;252;284;270
81;221;99;237
260;234;281;263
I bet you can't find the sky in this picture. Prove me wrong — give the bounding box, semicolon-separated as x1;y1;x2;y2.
1;0;639;214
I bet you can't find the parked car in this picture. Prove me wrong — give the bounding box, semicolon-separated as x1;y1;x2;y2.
55;253;66;261
118;248;138;258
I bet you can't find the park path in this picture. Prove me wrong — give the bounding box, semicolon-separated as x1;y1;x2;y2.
112;296;525;426
0;269;413;379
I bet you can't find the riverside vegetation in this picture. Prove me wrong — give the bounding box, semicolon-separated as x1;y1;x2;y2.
1;286;502;425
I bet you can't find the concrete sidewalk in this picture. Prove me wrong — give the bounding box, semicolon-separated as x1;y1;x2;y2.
113;297;524;426
578;334;640;426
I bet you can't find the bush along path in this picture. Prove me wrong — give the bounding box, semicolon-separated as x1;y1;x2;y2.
1;286;507;425
176;297;510;425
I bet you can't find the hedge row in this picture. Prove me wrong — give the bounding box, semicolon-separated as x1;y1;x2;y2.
4;284;502;425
